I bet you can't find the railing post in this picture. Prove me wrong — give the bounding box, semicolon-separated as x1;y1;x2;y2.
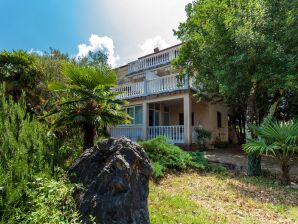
185;74;190;89
144;79;148;96
142;102;148;140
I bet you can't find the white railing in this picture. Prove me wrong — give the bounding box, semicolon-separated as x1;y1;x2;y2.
147;125;184;143
147;74;187;94
128;46;179;74
116;82;144;99
115;74;190;100
110;125;143;142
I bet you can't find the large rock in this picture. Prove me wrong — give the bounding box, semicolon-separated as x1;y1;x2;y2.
69;137;152;224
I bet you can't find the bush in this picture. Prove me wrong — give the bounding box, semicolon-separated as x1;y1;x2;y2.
0;86;74;222
139;136;224;178
194;127;211;145
17;173;80;224
3;172;80;224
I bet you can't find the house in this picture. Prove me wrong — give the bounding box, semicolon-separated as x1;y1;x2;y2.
110;44;231;146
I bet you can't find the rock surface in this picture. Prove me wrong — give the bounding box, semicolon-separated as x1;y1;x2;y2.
69;137;152;224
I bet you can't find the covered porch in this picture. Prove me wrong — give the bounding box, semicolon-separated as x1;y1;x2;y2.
110;93;224;144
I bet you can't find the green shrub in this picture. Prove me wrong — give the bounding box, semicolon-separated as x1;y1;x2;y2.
17;173;80;224
139;136;224;178
0;85;69;222
194;127;212;145
151;162;164;179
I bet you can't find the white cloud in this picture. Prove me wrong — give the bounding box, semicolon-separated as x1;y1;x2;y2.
28;48;43;56
76;34;119;68
139;36;169;55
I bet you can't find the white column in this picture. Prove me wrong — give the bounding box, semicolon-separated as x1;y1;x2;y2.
142;102;149;140
183;94;192;145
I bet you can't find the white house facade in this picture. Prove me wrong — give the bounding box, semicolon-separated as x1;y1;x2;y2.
110;44;231;146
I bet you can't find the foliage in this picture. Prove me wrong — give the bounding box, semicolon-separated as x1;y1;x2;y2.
0;85;65;222
139;136;224;178
174;0;298;175
243;117;298;184
194;127;211;145
174;0;298;112
0;50;45;113
151;162;164;179
14;173;81;224
78;50;109;67
47;62;130;149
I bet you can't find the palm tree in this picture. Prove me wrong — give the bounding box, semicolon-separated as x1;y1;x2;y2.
47;63;130;149
243;118;298;185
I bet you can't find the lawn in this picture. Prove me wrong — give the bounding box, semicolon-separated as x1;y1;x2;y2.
149;172;298;224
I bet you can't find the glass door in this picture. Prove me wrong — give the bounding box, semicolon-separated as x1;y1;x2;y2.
149;103;160;126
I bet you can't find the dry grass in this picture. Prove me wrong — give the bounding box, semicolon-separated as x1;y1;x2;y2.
149;172;298;224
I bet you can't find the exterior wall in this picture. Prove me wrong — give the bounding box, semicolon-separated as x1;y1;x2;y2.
115;65;128;82
120;93;230;144
207;103;229;142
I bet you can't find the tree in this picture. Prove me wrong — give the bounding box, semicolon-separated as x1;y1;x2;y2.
243;118;298;185
0;50;44;112
173;0;298;176
78;50;109;67
47;63;129;149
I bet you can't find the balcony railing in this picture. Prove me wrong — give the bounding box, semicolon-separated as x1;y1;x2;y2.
110;125;143;142
110;125;205;144
128;45;179;74
115;74;191;100
147;125;184;143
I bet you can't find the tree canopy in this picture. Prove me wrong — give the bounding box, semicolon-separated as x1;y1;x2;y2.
173;0;298;175
174;0;298;117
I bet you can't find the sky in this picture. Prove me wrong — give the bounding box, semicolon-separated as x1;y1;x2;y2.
0;0;192;67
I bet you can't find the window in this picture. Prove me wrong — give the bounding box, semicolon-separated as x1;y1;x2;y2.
125;106;143;124
217;111;222;128
135;106;143;124
149;103;160;126
127;107;134;120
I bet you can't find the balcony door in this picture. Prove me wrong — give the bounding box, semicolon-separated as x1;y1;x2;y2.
149;103;160;126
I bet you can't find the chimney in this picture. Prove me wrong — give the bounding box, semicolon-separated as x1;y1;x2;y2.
154;47;159;53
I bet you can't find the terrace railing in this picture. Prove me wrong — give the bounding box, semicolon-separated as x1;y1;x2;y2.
115;74;191;100
147;125;184;144
128;45;179;74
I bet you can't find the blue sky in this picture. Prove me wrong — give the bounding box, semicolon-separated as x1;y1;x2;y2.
0;0;191;67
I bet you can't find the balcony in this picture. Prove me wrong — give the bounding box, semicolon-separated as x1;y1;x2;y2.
115;73;195;100
127;45;179;74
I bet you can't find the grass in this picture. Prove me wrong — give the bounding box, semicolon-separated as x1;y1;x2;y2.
149;172;298;224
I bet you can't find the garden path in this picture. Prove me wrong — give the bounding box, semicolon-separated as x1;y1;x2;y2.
204;147;298;181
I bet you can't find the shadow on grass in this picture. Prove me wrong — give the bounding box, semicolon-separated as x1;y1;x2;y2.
218;172;298;208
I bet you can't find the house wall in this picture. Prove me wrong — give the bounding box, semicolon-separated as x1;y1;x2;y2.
207;103;229;142
118;92;229;144
115;65;128;82
167;100;229;143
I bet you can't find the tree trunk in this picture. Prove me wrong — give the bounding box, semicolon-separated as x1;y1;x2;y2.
281;161;290;185
83;123;96;150
246;84;262;176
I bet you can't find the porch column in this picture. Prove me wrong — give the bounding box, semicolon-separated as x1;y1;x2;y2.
183;94;192;145
142;102;149;140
